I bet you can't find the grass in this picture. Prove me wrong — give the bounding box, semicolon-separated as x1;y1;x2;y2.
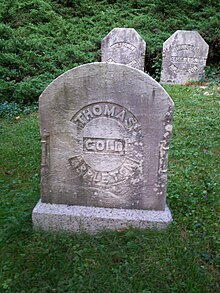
0;84;220;292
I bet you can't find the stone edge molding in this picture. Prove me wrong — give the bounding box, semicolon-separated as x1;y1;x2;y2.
32;200;172;234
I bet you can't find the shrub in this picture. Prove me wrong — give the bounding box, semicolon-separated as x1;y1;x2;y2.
0;101;38;118
0;0;219;105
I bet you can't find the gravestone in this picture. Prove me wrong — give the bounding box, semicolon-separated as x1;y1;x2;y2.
32;62;173;233
160;30;209;84
101;28;146;71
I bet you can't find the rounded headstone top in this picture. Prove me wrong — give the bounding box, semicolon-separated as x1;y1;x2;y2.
39;62;174;210
40;62;171;102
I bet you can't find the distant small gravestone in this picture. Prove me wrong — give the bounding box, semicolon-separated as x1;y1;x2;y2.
160;30;209;84
101;28;146;71
32;62;173;233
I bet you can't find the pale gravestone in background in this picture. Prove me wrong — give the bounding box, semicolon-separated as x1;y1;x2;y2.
101;28;146;71
160;30;209;84
33;62;173;233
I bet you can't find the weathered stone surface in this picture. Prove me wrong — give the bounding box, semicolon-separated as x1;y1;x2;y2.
160;30;209;84
39;62;173;211
32;200;173;234
101;28;146;71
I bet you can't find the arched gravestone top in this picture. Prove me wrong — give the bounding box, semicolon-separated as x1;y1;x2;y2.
101;28;146;71
160;30;209;84
40;62;173;211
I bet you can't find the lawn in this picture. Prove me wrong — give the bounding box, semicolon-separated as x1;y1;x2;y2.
0;84;219;292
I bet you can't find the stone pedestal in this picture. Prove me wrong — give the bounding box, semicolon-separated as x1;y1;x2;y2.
33;200;172;234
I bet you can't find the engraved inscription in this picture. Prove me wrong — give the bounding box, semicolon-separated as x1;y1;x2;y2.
69;102;143;186
128;60;138;67
69;155;140;185
169;64;179;74
83;137;125;155
170;56;199;63
172;44;200;54
107;41;138;68
107;58;116;63
188;65;198;73
165;44;201;73
110;42;136;51
71;102;138;130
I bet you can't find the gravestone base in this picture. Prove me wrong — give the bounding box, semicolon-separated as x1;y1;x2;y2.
32;200;172;234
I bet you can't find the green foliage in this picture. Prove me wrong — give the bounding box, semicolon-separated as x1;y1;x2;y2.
0;85;219;292
0;101;38;118
0;0;219;105
0;101;21;118
204;65;220;84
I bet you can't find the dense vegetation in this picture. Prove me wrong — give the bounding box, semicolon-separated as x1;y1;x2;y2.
0;0;219;105
1;85;219;292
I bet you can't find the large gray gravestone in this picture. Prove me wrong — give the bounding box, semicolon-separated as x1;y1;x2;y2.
160;30;209;84
101;28;146;71
32;62;173;233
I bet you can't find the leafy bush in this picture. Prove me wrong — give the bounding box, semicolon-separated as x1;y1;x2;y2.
205;65;220;84
0;0;219;105
0;101;38;118
0;101;22;118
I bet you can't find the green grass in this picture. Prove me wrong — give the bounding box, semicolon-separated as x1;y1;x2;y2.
0;84;220;292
